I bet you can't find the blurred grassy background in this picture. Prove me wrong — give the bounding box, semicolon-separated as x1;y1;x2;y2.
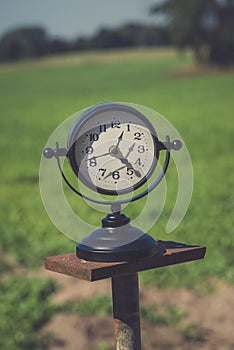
0;48;233;348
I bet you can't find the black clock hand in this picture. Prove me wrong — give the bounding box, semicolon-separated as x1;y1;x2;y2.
118;157;141;178
86;152;110;161
114;131;124;150
117;149;141;178
102;165;127;180
124;142;135;159
108;141;141;178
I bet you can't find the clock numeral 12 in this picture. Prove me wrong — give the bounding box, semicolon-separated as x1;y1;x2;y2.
111;120;121;128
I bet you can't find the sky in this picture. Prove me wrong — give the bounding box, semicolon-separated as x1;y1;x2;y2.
0;0;159;40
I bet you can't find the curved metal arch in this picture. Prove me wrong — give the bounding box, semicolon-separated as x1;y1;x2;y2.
55;146;171;207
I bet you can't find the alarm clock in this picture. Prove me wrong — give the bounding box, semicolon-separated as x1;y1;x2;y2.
43;102;182;262
67;103;159;195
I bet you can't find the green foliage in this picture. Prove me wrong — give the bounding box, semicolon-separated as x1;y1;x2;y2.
0;261;11;274
151;0;234;66
59;294;187;329
141;306;169;325
142;304;205;342
182;324;205;342
0;277;57;350
81;23;170;50
94;343;112;350
59;295;112;316
141;304;187;326
0;48;233;288
0;48;232;350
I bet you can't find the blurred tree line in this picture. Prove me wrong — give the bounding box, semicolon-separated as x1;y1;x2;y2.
0;23;170;62
0;0;233;66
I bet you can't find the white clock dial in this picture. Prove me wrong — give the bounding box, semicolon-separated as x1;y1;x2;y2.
68;103;158;195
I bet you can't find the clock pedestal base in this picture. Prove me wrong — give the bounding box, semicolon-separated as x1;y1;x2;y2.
77;232;158;262
76;211;158;262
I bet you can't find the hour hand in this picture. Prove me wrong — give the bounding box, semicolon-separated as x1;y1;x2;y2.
115;131;124;149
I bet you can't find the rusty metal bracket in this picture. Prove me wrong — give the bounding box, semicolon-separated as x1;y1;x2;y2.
44;241;206;350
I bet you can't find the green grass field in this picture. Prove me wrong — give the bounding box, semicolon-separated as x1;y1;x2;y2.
0;48;233;348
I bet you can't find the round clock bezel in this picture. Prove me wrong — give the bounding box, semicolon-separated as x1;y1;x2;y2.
67;103;159;195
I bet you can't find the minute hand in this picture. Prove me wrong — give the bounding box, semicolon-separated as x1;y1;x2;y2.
103;165;126;180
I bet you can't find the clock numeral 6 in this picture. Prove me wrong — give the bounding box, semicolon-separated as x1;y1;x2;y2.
112;171;120;180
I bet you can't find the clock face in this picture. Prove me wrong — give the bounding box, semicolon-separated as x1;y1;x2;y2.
67;103;159;195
